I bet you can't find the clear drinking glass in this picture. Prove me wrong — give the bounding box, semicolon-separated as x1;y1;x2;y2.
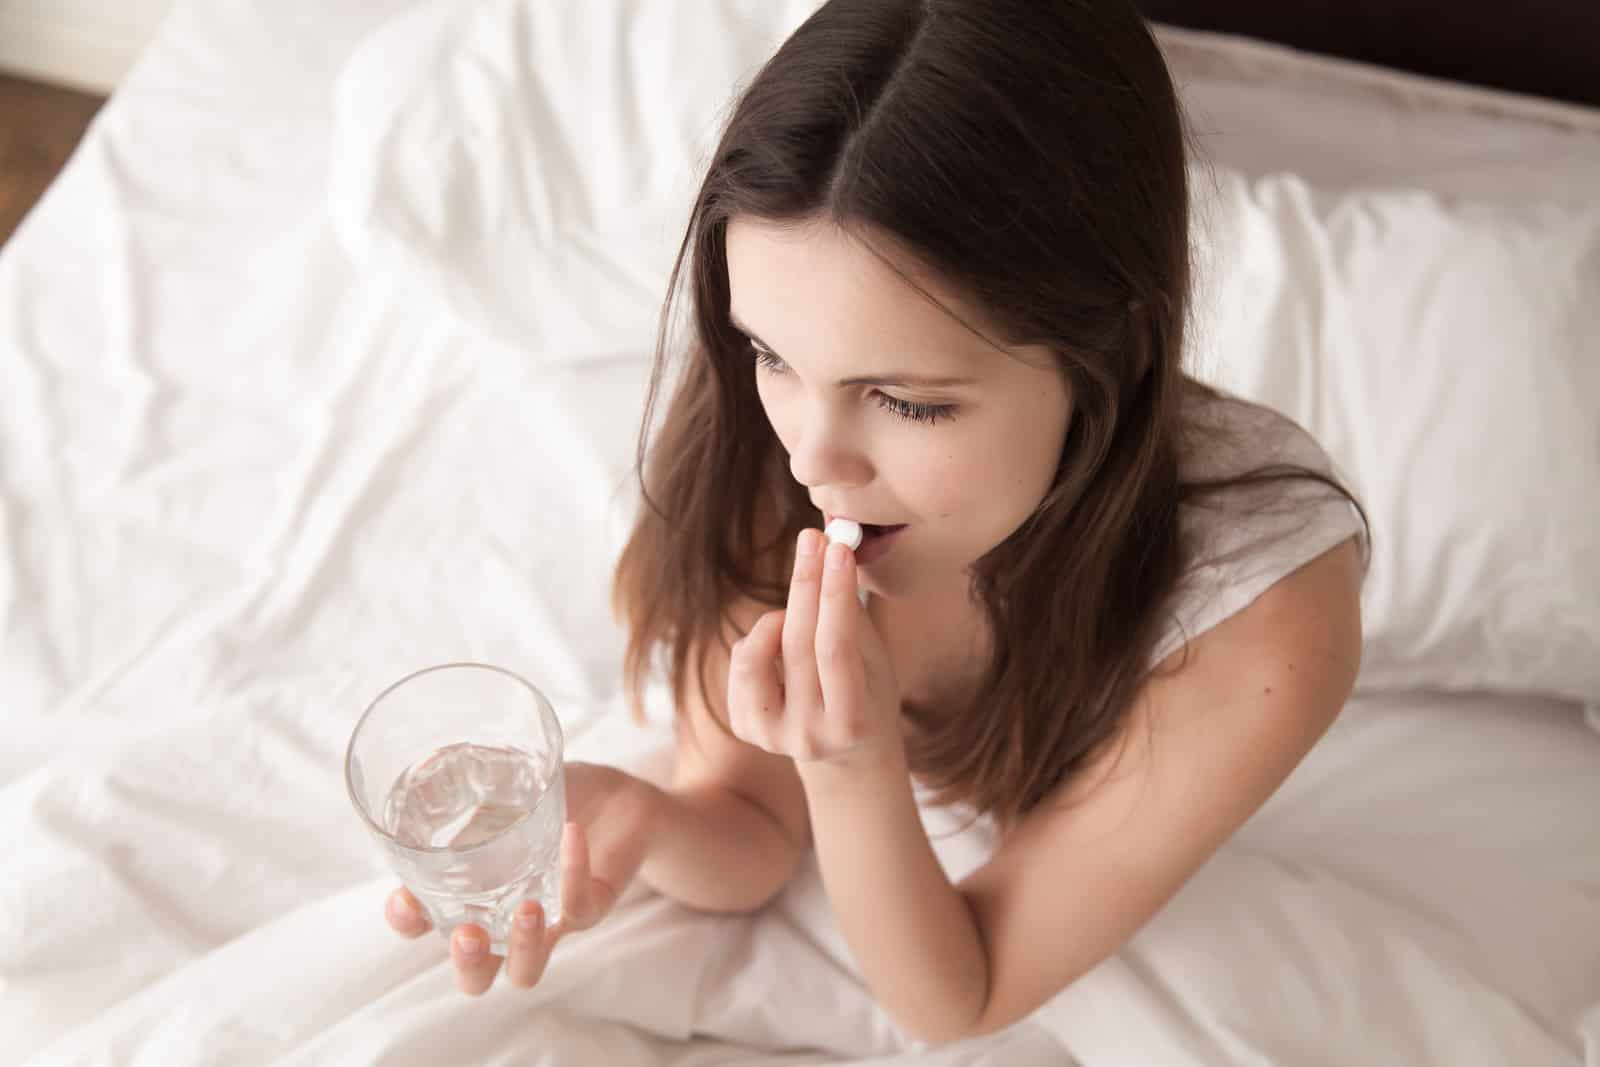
345;662;566;953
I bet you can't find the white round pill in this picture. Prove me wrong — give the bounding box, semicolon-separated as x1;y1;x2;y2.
824;518;864;551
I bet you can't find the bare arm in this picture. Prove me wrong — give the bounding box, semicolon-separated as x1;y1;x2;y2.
801;538;1364;1044
637;599;813;914
383;587;814;994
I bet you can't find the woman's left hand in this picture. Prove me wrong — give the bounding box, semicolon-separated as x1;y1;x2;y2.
726;528;904;770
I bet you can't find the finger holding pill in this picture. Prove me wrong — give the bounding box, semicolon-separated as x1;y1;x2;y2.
823;519;869;605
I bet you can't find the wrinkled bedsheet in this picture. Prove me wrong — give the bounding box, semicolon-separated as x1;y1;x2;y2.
3;2;1598;1064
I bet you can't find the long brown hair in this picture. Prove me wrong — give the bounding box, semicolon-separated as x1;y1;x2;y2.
612;0;1361;830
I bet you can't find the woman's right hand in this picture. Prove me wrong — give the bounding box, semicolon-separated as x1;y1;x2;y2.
384;760;662;995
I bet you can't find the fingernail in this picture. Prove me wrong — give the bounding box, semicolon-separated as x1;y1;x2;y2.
797;529;818;558
457;931;485;956
516;903;544;931
389;894;417;922
825;542;849;571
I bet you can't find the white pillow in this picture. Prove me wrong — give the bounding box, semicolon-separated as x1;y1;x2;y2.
1189;167;1600;702
327;1;1600;704
328;0;820;361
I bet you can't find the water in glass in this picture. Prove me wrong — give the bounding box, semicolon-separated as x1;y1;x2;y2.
383;741;563;947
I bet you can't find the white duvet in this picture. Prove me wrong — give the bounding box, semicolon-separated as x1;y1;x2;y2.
4;2;1598;1064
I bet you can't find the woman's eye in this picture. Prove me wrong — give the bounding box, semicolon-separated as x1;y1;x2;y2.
751;344;788;374
875;393;958;425
750;338;957;425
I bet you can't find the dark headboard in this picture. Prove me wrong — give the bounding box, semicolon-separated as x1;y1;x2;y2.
1139;1;1600;109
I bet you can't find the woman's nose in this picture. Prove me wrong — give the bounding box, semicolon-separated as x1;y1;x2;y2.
787;419;870;491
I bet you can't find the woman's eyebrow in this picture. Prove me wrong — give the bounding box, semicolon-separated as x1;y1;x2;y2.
728;313;978;389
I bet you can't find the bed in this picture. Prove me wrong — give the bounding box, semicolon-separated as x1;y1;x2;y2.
4;1;1598;1064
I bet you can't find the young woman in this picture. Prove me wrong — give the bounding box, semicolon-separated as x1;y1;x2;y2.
385;0;1368;1045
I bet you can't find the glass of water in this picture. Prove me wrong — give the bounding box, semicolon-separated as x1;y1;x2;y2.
345;662;566;954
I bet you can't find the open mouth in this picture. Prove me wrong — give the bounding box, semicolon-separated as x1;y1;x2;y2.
820;513;910;564
854;522;909;565
858;522;908;542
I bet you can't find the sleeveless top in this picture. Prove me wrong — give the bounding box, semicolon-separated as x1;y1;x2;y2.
1148;385;1371;670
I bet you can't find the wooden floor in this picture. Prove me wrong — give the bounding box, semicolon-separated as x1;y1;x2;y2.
0;74;106;248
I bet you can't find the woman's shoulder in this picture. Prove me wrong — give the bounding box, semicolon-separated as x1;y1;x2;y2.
1150;382;1369;669
1174;382;1341;483
1172;381;1362;534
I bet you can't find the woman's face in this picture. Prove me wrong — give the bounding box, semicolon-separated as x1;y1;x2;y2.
726;217;1073;602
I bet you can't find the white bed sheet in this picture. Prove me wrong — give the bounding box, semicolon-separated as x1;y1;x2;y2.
3;2;1598;1064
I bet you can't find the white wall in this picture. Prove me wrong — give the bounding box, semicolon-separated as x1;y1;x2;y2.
0;0;176;93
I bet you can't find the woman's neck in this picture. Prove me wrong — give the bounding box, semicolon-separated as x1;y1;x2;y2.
868;574;991;707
